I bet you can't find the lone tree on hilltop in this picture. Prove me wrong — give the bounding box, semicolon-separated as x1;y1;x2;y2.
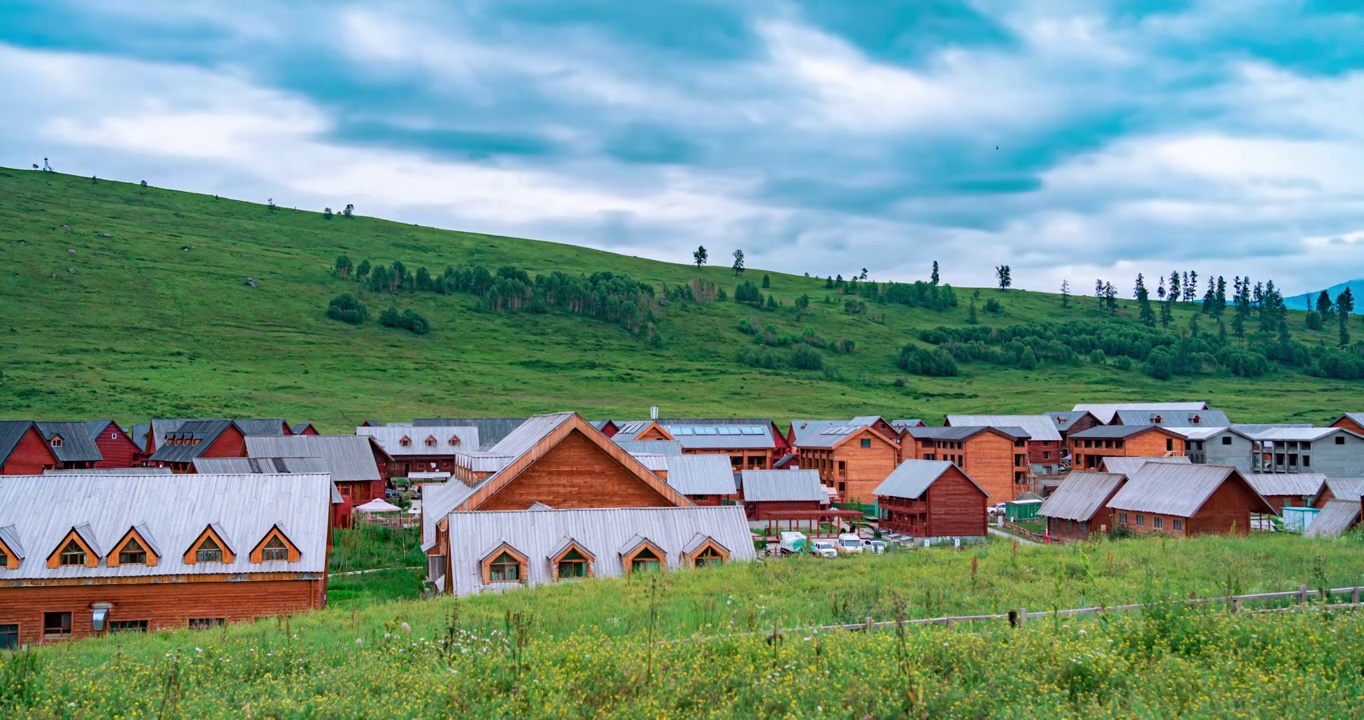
693;245;708;268
1060;279;1070;308
732;249;745;276
343;204;355;218
995;265;1012;290
931;261;940;286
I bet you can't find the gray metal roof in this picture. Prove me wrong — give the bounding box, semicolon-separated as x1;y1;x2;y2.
34;422;104;464
629;453;670;473
612;440;683;456
795;423;896;449
1108;464;1271;517
1046;410;1099;430
235;419;289;436
740;469;826;503
291;423;315;434
1039;472;1127;521
193;456;331;475
607;420;659;442
148;420;236;464
1321;478;1364;503
421;480;479;551
1249;427;1359;442
1072;402;1209;424
1099;456;1191;476
412;418;527;448
1305;500;1361;538
905;425;1030;441
1243;473;1328;498
1070;424;1178;440
486;413;576;458
0;524;25;560
245;435;385;482
0;421;37;465
441;506;754;596
0;473;331;579
788;420;841;447
84;420;116;440
890;419;925;430
453;453;514;473
947;415;1062;442
130;423;151;453
356;425;479;456
1112;410;1230;427
1232;423;1315;434
663;422;776;450
1332;413;1364;428
44;468;172;475
1165;426;1247;441
874;459;988;500
663;455;737;495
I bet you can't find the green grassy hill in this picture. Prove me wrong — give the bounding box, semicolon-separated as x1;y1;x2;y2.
0;167;1355;429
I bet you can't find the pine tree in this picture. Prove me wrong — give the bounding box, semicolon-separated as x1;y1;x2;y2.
825;276;834;289
1169;271;1181;304
1157;275;1166;299
931;261;940;286
731;249;745;276
1316;290;1334;322
1061;279;1071;308
1135;274;1155;327
1160;294;1174;329
995;265;1012;290
1104;282;1118;312
1095;279;1106;308
1338;288;1355;346
693;245;708;268
1187;271;1199;302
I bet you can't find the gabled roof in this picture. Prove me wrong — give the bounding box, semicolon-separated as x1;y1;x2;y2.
609;421;674;442
890;419;925;430
0;473;331;579
1330;413;1364;428
129;423;151;453
1107;464;1273;517
1045;410;1100;430
148;420;237;464
874;460;988;500
740;469;826;503
0;524;26;560
412;418;527;448
1243;473;1328;498
0;421;39;466
34;422;104;464
1072;402;1209;424
1099;456;1191;476
421;480;479;551
1305;500;1361;538
1070;424;1182;440
663;455;737;496
682;532;729;556
612;440;683;456
796;423;899;449
84;420;123;440
1319;478;1364;504
291;423;315;435
1249;427;1363;442
1112;410;1231;428
235;419;290;436
356;425;479;456
245;435;387;482
193;456;331;475
946;415;1061;442
905;425;1030;442
1039;473;1126;521
1165;426;1251;441
1232;423;1314;434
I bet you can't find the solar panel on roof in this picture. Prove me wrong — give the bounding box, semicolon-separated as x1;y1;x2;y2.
741;426;763;435
673;426;692;435
701;427;718;435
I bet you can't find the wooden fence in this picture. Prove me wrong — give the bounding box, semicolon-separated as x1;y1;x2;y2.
664;584;1364;644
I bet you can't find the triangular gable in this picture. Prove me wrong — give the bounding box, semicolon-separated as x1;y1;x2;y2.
635;422;674;441
0;525;25;569
549;536;596;563
250;524;302;563
46;525;100;569
107;525;161;568
829;426;899;452
620;536;667;575
682;532;730;558
1191;468;1276;517
183;524;236;564
456;414;693;511
479;540;529;584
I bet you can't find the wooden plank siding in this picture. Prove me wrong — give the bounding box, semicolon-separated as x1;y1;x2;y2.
92;424;143;469
1046;516;1111;542
911;431;1028;502
1;427;59;475
1111;477;1259;537
1071;428;1185;471
877;465;986;537
798;428;899;505
1331;416;1364;435
747;500;825;520
478;430;676;510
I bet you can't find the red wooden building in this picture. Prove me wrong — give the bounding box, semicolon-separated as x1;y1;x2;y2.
873;460;988;538
945;415;1064;476
84;421;144;469
1106;463;1273;536
1038;472;1126;542
0;422;59;475
739;469;828;519
34;422;103;470
147;420;249;473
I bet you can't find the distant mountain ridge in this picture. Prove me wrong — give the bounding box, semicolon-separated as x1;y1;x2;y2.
1285;278;1364;310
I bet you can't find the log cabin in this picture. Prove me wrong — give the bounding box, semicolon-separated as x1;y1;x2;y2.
662;455;738;505
1312;478;1364;509
1044;410;1101;444
1106;463;1273;536
243;435;392;505
945;415;1064;476
790;421;900;505
1069;425;1185;471
356;425;479;478
1071;402;1209;425
0;422;60;475
740;469;828;520
0;472;330;647
84;421;144;469
873;460;988;539
33;422;103;470
1242;473;1328;514
904;426;1032;502
147;420;249;473
1330;413;1364;435
1038;472;1126;542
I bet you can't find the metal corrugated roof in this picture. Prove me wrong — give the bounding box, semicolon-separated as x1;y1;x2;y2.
422;481;478;551
1244;473;1328;498
890;419;925;430
1305;500;1361;538
453;453;514;473
245;435;384;482
947;416;1061;442
357;425;479;456
1321;478;1364;503
1232;423;1314;434
1113;410;1231;427
0;421;36;465
291;423;315;435
130;423;151;453
1250;427;1356;442
0;524;26;559
663;455;737;495
613;440;683;456
788;420;840;447
235;419;289;436
1164;426;1244;441
443;506;755;596
0;473;331;579
1046;410;1099;430
1332;413;1364;428
1039;472;1126;521
148;420;236;464
193;456;331;475
905;426;1030;441
44;468;172;475
1071;425;1177;440
874;459;988;500
412;418;527;448
1108;464;1271;516
33;422;103;464
1099;456;1191;476
740;470;826;502
1072;402;1209;424
486;413;576;458
629;453;670;472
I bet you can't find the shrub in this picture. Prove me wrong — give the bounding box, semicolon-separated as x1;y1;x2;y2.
984;298;1003;314
378;306;431;335
832;339;856;354
734;281;763;307
325;294;368;325
789;345;824;371
897;345;959;377
1115;356;1133;371
1305;311;1323;331
1144;347;1175;380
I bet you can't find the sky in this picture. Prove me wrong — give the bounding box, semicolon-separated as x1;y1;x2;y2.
2;1;1363;297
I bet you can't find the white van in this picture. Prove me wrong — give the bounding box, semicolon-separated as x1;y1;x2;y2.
837;533;864;554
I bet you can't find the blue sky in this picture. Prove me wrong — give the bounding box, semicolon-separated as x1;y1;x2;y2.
3;1;1363;295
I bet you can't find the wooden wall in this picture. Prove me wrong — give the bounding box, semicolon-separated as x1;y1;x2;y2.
1126;430;1184;458
1331;416;1364;434
92;424;142;469
479;430;674;510
1;427;58;474
203;425;247;459
833;430;899;505
1046;517;1104;542
1029;440;1061;467
925;466;988;536
1188;477;1257;535
0;578;324;646
961;432;1023;503
747;500;823;520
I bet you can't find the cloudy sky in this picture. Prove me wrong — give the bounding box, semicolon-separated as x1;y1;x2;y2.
3;1;1363;295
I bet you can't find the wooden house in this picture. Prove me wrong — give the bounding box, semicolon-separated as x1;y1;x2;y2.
1071;402;1209;425
0;472;330;646
873;460;988;539
33;423;102;470
904;426;1031;502
613;418;788;470
244;435;392;505
1038;472;1126;542
412;418;529;447
1312;478;1364;509
84;421;143;469
0;422;60;475
790;421;900;505
1243;473;1328;514
1045;410;1101;443
945;415;1064;476
289;423;319;436
438;506;754;597
662;455;738;505
1068;425;1185;471
147;420;249;473
1110;409;1231;427
356;425;479;477
1304;500;1362;538
740;469;828;519
1329;413;1364;435
1106;463;1273;536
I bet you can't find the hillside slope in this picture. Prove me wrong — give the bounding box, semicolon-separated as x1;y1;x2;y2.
0;168;1355;429
1285;278;1364;310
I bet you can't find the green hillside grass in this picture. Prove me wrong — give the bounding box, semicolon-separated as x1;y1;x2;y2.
0;167;1355;429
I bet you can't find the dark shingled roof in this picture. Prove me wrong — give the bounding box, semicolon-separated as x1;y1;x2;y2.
34;422;103;464
148;420;236;464
0;421;36;465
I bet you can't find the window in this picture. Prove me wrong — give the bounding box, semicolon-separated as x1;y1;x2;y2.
111;432;119;440
0;624;17;651
1222;436;1232;446
1136;515;1145;527
693;546;725;568
630;547;662;574
195;536;223;563
261;536;289;562
0;549;7;568
1066;520;1074;532
118;538;148;565
1336;436;1345;445
399;436;411;447
189;618;224;630
44;612;71;638
1119;513;1128;525
860;438;871;449
59;539;86;566
1154;517;1164;530
557;548;589;579
109;620;148;633
425;436;436;448
1303;456;1311;468
448;436;461;447
1191;415;1200;424
1166;438;1174;451
1043;451;1051;459
488;552;523;582
50;435;64;448
1173;519;1183;532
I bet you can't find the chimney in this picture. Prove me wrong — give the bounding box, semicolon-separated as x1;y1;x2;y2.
650;406;659;420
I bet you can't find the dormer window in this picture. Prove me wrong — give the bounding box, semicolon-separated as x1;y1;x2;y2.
1191;415;1201;424
629;547;661;574
47;528;99;569
184;526;235;565
400;436;412;447
108;526;159;568
425;436;437;448
693;546;725;568
250;526;300;563
191;438;201;446
1152;414;1163;424
262;536;288;562
489;552;522;582
118;538;147;565
59;539;86;566
0;549;7;568
196;537;223;563
50;436;64;449
448;436;461;447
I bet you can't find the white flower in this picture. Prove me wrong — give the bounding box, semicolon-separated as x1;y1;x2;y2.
355;638;363;646
401;622;412;634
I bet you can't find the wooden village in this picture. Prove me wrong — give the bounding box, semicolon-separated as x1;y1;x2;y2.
2;402;1363;647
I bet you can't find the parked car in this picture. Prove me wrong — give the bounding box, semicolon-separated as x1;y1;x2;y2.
809;539;839;558
863;539;888;554
989;503;1008;516
778;531;809;555
837;533;864;554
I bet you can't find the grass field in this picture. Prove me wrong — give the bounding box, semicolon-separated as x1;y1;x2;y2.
1;167;1359;430
5;534;1364;717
